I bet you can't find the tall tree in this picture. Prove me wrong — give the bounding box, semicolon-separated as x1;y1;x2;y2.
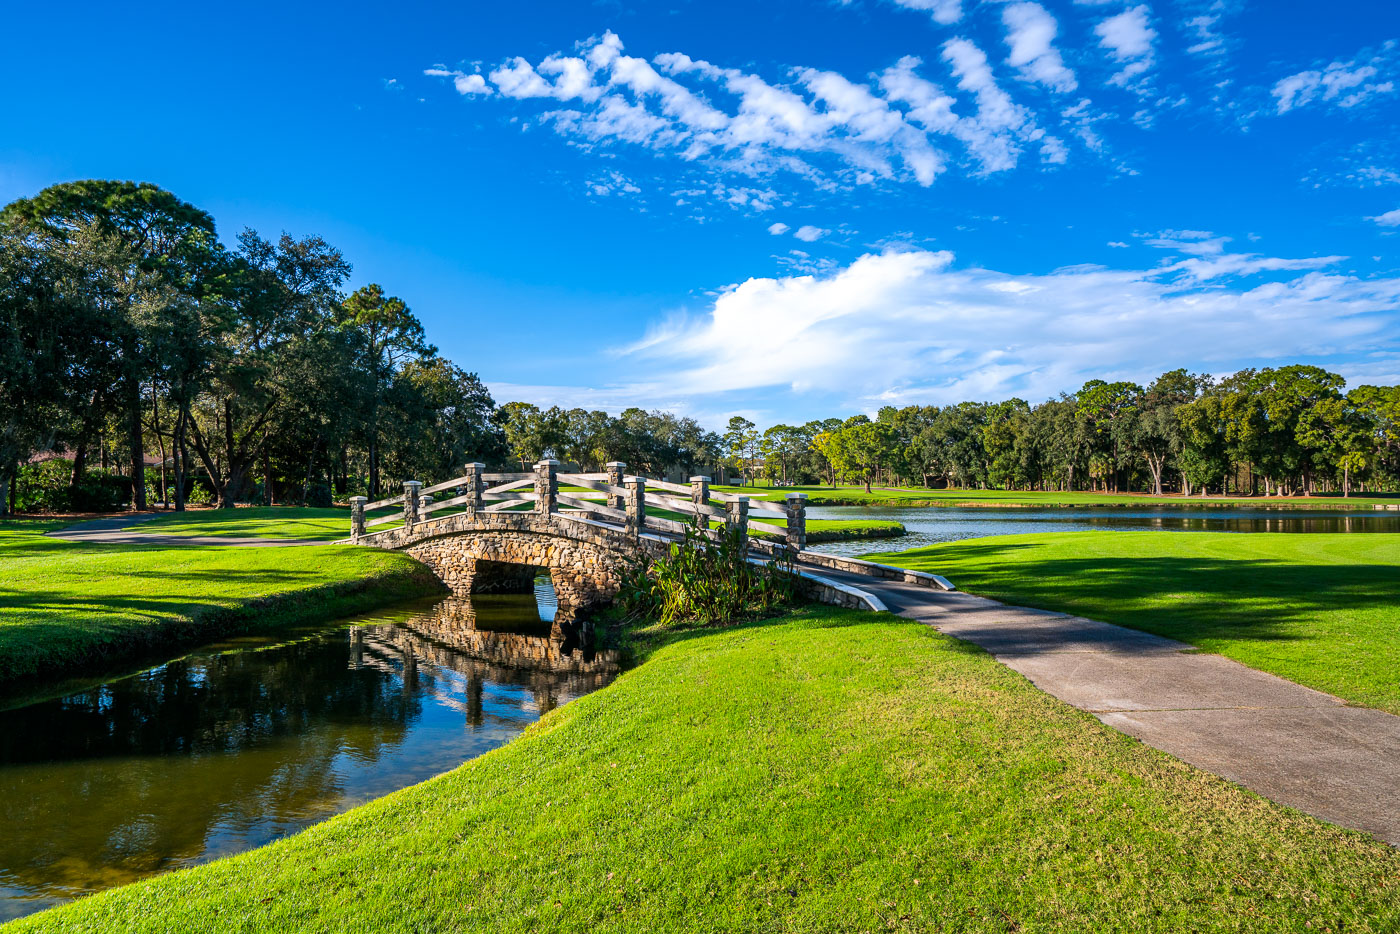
1;181;220;509
1133;369;1204;495
339;283;432;497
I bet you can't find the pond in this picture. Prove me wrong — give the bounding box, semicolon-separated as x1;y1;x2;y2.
807;505;1400;557
0;580;618;921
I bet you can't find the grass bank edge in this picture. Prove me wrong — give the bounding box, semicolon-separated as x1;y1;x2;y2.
12;605;1400;933
0;540;445;697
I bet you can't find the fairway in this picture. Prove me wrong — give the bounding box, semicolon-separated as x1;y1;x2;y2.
12;607;1398;933
0;521;441;691
874;531;1400;713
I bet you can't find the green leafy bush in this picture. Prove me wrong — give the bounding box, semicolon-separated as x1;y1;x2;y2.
13;461;128;512
617;525;798;626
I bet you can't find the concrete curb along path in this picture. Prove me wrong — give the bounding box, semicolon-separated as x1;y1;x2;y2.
47;513;325;547
798;559;1400;847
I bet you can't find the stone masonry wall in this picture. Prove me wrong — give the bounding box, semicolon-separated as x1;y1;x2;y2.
381;514;645;619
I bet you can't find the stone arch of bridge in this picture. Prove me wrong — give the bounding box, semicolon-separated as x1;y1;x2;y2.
369;512;657;620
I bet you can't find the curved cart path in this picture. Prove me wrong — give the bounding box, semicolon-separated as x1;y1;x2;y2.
800;559;1400;847
47;513;325;547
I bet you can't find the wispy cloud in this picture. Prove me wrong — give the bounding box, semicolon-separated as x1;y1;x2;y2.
885;0;963;26
1370;208;1400;227
1094;5;1158;91
427;30;1094;203
1271;44;1397;115
1001;2;1077;93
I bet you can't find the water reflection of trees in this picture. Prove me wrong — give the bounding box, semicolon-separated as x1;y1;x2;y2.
0;596;619;914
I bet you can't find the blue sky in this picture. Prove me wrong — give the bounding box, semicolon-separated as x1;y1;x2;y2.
3;0;1398;427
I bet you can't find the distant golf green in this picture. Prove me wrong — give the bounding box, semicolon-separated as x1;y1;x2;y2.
874;531;1400;713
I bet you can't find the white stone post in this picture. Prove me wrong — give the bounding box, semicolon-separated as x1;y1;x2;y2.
535;459;558;515
403;482;422;530
606;461;627;511
350;496;367;540
463;462;484;516
421;494;434;517
690;476;711;532
624;476;647;539
727;495;749;547
784;492;807;551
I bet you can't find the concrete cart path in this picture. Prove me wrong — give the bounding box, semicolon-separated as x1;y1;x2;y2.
799;559;1400;846
47;513;326;547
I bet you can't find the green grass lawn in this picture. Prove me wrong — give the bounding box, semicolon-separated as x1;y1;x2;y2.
873;531;1400;713
14;606;1398;933
715;483;1400;509
138;506;374;540
0;520;441;693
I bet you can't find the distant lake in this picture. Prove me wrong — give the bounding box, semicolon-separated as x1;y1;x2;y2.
807;505;1400;558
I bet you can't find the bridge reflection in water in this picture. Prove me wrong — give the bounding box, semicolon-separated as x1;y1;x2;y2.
0;588;619;922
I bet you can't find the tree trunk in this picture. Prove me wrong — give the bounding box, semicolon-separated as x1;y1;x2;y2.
301;435;322;505
263;442;273;506
173;408;187;512
369;437;380;500
1343;463;1350;497
127;376;147;511
151;388;168;509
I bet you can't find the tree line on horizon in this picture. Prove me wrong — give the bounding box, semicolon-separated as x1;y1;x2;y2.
3;181;1397;516
734;367;1399;498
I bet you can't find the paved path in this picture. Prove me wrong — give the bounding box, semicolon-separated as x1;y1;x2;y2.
47;514;324;547
799;560;1400;846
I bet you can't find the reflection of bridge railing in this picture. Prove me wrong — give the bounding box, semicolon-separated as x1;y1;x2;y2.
348;460;811;550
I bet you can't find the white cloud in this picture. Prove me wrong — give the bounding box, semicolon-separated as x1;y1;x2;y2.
612;248;1399;408
1002;2;1078;93
1272;48;1397;114
423;68;493;95
1107;240;1129;248
887;0;963;25
794;225;830;242
432;31;1088;200
1371;208;1400;227
1094;5;1158;90
767;222;790;235
586;170;642;197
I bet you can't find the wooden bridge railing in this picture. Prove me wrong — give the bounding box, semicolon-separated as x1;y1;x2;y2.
348;460;807;551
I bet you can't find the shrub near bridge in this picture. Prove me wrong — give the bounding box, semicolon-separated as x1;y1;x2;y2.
616;525;797;626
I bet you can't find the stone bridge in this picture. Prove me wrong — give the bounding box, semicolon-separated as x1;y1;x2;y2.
343;460;954;619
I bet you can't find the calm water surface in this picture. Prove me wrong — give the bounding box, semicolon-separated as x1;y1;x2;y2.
0;580;618;921
808;505;1400;557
